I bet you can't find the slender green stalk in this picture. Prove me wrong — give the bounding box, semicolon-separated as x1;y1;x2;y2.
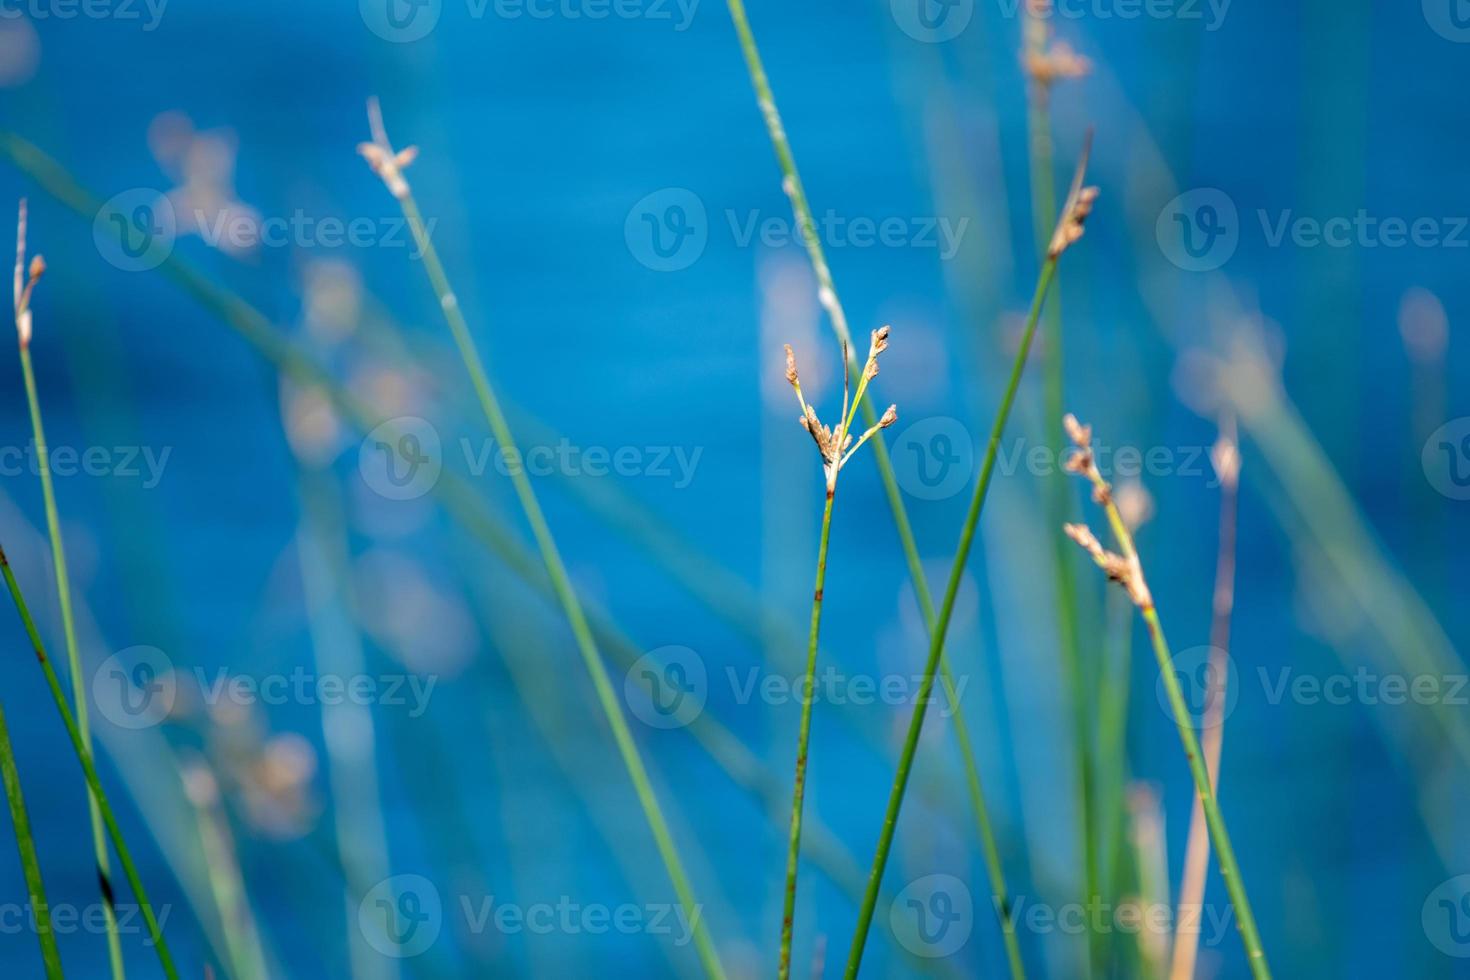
0;701;63;978
0;546;179;979
843;256;1056;977
779;489;833;979
722;6;1026;974
1147;606;1267;978
360;111;724;980
1022;16;1099;973
1065;424;1269;980
13;204;125;980
776;331;897;977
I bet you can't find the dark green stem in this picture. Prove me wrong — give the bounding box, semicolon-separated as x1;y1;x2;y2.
0;701;63;978
0;546;179;979
778;487;835;979
844;261;1057;977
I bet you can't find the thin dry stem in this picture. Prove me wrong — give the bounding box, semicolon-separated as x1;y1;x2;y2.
1170;415;1241;980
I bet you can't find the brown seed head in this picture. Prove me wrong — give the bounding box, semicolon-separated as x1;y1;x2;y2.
879;404;898;429
784;344;799;387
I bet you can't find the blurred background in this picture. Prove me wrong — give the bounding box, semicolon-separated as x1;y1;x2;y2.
0;0;1465;976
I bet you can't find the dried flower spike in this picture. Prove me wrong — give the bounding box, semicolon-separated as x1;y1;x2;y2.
784;327;898;490
1061;412;1152;608
1047;131;1100;259
357;97;419;200
1024;39;1092;88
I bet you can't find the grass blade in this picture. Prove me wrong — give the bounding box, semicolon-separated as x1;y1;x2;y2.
358;102;725;980
0;700;64;978
0;546;179;979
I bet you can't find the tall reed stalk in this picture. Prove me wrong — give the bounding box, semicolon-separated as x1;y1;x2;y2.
357;101;724;979
722;5;1029;974
1169;418;1240;980
0;545;178;979
0;701;63;978
1021;12;1101;972
1060;414;1269;980
777;333;897;978
13;199;125;980
845;150;1099;977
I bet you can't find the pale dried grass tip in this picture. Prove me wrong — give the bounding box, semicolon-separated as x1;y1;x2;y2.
1210;414;1241;490
1024;39;1092;88
13;198;43;349
357;96;419;200
1047;130;1100;259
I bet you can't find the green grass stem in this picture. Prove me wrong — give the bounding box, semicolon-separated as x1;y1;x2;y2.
0;701;64;978
0;546;178;980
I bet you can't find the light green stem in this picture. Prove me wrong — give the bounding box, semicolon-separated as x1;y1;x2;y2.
722;5;1026;975
0;700;63;978
18;345;126;980
0;546;179;979
778;488;834;979
390;189;724;980
1141;606;1269;979
1090;481;1268;979
845;261;1058;977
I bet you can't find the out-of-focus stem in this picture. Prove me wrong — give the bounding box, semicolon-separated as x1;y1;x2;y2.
1170;421;1240;980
